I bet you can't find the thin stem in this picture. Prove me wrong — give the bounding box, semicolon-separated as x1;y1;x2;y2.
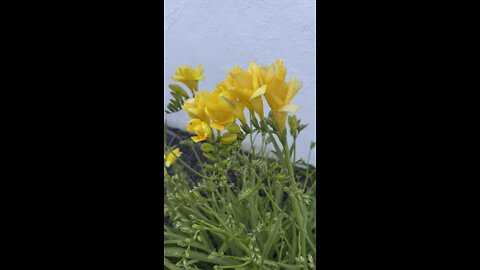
190;143;204;170
221;260;252;269
279;131;308;261
176;157;210;179
267;130;285;167
303;146;313;190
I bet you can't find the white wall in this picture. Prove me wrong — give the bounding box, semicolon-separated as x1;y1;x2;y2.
164;0;316;166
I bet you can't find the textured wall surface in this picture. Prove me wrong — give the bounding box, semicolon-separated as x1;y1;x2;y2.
164;0;316;165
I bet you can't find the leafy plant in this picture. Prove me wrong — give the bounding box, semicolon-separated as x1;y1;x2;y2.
164;60;316;269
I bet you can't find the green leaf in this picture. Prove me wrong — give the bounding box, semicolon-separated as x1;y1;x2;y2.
164;257;182;270
261;213;284;259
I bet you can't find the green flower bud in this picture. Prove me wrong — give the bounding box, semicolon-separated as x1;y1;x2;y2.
168;84;189;98
167;103;176;112
260;118;269;131
220;132;237;145
241;123;252;133
251;115;260;129
205;164;215;170
226;122;241;134
203;152;216;161
200;143;214;153
288;115;298;135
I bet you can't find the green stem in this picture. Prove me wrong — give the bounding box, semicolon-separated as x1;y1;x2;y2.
303;146;313;190
191;143;204;170
267;131;285;167
280;133;295;183
221;260;252;269
279;131;308;261
176;157;210;179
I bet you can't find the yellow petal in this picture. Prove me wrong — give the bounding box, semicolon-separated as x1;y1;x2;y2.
285;76;302;104
210;122;226;131
250;85;267;100
197;64;204;78
279;104;301;113
273;110;289;131
251;97;264;119
191;135;206;143
172;75;186;81
186;119;202;132
249;62;262;89
264;89;284;111
233;72;253;89
172;148;182;157
273;60;287;81
268;78;288;100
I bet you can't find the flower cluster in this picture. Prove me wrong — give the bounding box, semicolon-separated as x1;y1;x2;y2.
171;60;302;144
164;60;316;269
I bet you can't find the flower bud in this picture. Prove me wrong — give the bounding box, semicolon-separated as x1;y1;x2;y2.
260;118;269;131
168;84;189;98
288;115;298;135
241;123;252;133
220;132;237;145
200;143;214;153
251;115;260;129
205;164;215;170
203;152;216;161
226;122;241;134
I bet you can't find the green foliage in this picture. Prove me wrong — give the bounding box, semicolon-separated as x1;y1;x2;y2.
165;84;190;114
164;122;316;269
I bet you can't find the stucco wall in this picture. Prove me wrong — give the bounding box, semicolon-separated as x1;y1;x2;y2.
164;0;316;166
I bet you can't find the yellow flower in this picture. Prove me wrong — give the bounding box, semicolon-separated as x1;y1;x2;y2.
186;119;212;143
223;64;266;119
183;91;209;122
204;90;236;131
172;64;205;91
164;148;182;168
216;82;247;125
262;60;302;131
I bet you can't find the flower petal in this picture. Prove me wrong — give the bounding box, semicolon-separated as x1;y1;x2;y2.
210;122;226;131
278;104;301;113
250;85;267;100
285;76;302;104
